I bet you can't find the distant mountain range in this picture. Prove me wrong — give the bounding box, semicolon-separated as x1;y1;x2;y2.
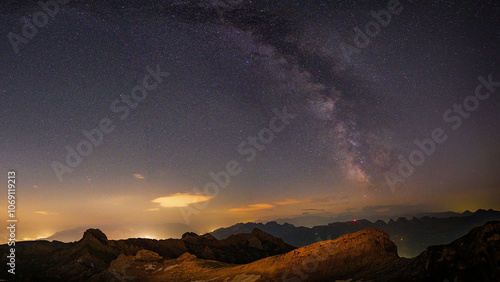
211;209;500;257
2;221;499;281
267;209;479;227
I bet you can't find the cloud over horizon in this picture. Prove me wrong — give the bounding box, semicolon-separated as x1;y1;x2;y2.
228;198;310;212
152;193;213;208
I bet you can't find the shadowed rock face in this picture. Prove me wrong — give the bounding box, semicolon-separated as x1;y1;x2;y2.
419;221;500;281
180;227;296;264
82;229;108;244
2;222;499;281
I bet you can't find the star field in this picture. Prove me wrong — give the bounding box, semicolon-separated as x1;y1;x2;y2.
0;0;499;241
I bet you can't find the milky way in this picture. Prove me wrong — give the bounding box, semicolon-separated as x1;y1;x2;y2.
163;0;401;188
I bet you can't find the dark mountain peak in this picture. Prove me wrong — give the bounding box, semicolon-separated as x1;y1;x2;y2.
81;228;108;244
396;217;410;223
357;219;371;224
265;221;279;226
182;232;199;239
200;233;216;240
251;228;274;240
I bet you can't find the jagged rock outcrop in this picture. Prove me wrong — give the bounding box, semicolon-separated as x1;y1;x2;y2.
178;228;295;264
0;227;294;281
181;232;198;239
42;228;121;281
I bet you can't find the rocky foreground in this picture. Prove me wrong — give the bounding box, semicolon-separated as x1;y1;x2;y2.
1;221;499;281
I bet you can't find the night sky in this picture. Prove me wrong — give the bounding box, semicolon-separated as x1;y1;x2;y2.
1;0;499;242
